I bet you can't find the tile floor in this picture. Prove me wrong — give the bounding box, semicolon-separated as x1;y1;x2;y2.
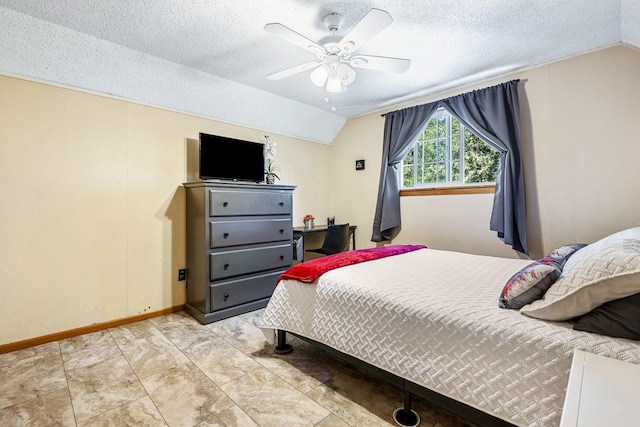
0;309;478;427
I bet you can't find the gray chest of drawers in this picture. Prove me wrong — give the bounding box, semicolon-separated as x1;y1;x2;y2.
183;181;295;324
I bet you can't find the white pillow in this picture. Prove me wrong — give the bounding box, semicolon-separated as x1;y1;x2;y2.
520;227;640;321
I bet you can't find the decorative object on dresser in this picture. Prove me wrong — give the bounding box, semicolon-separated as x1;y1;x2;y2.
264;161;280;184
184;181;295;324
262;135;280;184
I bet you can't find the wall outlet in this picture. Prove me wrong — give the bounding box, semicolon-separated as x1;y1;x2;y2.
178;268;187;281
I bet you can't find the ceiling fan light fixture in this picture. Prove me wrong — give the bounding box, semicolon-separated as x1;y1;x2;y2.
337;63;356;85
310;64;330;87
265;8;410;110
326;75;342;93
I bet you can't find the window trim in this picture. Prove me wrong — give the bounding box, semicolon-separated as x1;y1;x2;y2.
400;184;495;197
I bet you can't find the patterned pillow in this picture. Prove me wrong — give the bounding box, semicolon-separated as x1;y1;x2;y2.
499;262;559;309
499;243;586;310
521;227;640;321
538;243;587;270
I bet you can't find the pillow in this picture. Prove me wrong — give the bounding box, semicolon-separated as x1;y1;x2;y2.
538;243;587;270
499;243;586;309
499;262;558;309
520;227;640;321
572;292;640;340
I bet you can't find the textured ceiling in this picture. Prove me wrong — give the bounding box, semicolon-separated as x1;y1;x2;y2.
0;1;638;143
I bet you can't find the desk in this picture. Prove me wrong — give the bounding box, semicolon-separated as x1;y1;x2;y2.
292;224;357;260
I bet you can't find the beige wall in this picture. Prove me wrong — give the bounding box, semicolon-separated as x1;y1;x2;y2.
0;75;330;345
330;45;640;259
3;45;640;345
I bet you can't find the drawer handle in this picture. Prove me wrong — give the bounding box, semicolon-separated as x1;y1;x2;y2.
279;255;284;261
224;263;230;270
223;233;229;239
278;202;284;207
279;229;284;234
223;293;229;301
223;202;228;207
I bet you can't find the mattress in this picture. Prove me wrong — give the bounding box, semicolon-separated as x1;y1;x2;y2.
260;248;640;427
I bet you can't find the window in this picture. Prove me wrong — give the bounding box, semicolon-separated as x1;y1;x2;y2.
401;109;500;188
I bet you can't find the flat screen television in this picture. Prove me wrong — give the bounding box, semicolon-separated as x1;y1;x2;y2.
199;133;264;183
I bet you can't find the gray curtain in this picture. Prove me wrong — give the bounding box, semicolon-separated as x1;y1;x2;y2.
371;102;439;242
371;80;528;254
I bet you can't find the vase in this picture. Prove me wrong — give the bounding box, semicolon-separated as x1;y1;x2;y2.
304;219;314;229
266;174;275;184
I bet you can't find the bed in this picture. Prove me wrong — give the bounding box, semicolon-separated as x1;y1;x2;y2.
259;230;640;427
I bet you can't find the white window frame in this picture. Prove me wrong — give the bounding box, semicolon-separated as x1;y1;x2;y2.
400;108;498;189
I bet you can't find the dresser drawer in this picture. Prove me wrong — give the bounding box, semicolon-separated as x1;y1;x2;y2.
210;243;292;280
209;218;292;248
209;190;292;216
210;270;281;311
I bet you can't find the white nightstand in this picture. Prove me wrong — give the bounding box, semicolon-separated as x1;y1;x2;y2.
561;350;640;426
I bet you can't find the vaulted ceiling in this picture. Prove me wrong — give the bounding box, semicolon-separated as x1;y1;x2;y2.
1;1;638;143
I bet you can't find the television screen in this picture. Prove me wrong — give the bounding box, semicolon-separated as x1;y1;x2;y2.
199;133;265;183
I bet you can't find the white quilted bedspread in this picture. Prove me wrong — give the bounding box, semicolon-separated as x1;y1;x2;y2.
260;249;640;427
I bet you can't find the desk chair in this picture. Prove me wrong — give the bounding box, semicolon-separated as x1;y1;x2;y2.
305;223;350;257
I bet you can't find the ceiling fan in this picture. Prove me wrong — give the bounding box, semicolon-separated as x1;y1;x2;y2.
264;8;411;99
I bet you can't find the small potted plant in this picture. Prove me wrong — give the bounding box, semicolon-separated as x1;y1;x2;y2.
263;135;280;184
264;161;280;184
303;214;315;229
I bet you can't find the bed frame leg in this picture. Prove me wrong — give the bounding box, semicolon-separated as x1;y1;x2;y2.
392;390;420;427
274;329;293;355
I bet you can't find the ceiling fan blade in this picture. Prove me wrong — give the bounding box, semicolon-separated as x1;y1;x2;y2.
266;62;322;80
338;8;393;54
350;55;411;73
264;23;324;54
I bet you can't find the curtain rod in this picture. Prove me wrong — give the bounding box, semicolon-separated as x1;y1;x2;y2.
380;79;521;117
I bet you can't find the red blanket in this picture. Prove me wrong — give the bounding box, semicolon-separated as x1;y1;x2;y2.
277;244;427;284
